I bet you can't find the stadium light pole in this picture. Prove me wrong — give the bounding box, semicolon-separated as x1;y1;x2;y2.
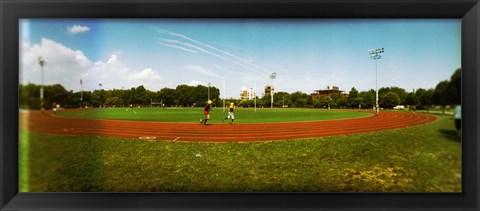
222;80;225;112
80;79;83;102
270;72;277;108
38;57;46;111
254;82;257;112
368;47;384;115
98;83;102;108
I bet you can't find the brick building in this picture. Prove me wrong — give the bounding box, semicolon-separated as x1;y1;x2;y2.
311;86;347;99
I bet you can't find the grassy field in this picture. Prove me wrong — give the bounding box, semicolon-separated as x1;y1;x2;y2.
55;107;372;123
19;113;461;192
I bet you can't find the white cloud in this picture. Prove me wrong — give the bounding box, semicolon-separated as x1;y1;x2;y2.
187;80;203;86
20;38;162;92
68;25;90;34
21;38;92;89
85;55;162;91
107;54;118;63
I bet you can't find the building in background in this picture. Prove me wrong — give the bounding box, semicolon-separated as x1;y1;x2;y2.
311;86;347;99
240;86;256;100
264;85;274;96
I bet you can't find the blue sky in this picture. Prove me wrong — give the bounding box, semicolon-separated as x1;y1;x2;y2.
20;19;461;98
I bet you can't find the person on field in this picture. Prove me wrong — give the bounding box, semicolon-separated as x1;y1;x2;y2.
40;102;45;113
52;102;57;114
223;102;235;124
127;103;134;111
200;100;212;125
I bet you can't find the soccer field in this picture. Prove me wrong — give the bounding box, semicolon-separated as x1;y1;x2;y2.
55;107;372;123
19;113;461;192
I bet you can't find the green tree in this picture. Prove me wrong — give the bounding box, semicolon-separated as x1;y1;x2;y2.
125;88;136;105
379;87;407;104
80;91;94;107
380;91;400;109
415;88;434;109
67;92;83;108
209;86;220;103
158;88;177;106
255;97;266;108
405;92;419;108
312;98;322;108
321;96;335;108
19;83;40;109
105;97;123;106
432;81;450;107
238;99;256;108
290;91;309;108
448;68;461;105
359;89;376;108
274;92;291;107
347;87;359;108
176;84;196;106
329;92;342;103
296;98;308;108
134;85;150;106
414;88;426;107
106;89;127;106
336;97;348;108
353;97;364;109
389;87;408;104
261;93;271;107
44;84;73;108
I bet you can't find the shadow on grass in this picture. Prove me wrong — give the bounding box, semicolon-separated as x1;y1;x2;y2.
439;129;461;142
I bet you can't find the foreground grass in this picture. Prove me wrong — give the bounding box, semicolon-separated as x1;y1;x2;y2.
19;114;460;192
55;107;372;123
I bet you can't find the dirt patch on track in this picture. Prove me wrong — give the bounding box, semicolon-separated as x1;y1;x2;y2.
21;110;436;143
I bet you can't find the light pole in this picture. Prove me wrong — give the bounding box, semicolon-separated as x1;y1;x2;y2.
254;82;257;112
38;57;46;112
80;79;83;102
98;83;102;108
269;72;276;108
222;80;225;112
368;47;384;115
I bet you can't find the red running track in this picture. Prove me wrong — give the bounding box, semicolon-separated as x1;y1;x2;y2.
21;110;437;143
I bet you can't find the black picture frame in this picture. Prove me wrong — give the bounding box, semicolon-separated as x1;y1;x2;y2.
1;0;479;210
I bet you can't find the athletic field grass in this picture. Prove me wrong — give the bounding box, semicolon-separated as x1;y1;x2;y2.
55;107;372;123
19;113;461;192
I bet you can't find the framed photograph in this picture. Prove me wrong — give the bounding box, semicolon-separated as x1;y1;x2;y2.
1;0;479;210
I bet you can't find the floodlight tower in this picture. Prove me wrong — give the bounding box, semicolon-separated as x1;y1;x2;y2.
223;80;225;112
269;72;277;108
368;47;384;115
254;82;257;112
98;83;102;108
38;57;46;111
80;79;83;102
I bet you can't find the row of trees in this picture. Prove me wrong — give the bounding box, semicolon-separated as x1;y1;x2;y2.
20;68;461;110
349;68;461;109
235;68;461;110
19;84;221;109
